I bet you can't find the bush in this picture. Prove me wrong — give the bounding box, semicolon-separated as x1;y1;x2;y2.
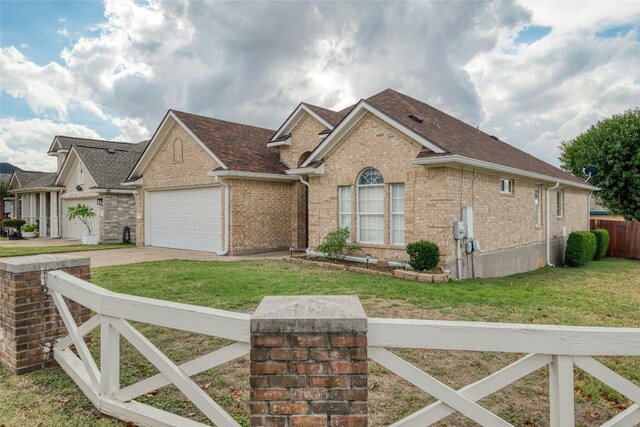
317;228;360;260
406;240;441;272
23;224;37;232
1;218;26;229
565;231;597;267
591;229;610;260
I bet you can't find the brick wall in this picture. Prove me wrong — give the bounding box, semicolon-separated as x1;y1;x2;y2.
228;179;296;255
0;255;91;374
280;114;329;169
251;296;368;427
100;193;136;243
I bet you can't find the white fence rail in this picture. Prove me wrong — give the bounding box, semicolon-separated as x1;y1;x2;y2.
368;318;640;427
47;270;250;427
47;270;640;427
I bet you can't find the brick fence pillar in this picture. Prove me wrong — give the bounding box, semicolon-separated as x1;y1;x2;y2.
250;296;368;427
0;254;91;374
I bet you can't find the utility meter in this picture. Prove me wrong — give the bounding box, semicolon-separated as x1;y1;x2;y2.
453;221;466;239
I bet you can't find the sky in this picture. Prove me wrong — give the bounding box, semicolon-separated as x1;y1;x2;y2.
1;0;639;172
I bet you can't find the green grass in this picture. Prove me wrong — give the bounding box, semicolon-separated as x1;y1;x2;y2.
0;257;638;426
0;243;135;257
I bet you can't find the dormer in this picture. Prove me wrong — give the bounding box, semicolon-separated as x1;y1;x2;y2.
47;137;69;173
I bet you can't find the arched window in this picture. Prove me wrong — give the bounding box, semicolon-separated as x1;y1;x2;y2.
357;168;384;243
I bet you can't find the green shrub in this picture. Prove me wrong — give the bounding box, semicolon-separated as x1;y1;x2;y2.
565;231;597;267
591;229;610;260
1;218;26;229
317;228;360;260
23;224;37;232
406;240;441;272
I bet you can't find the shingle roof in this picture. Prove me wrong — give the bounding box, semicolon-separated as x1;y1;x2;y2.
1;163;22;183
364;89;586;185
73;140;149;189
49;136;144;154
302;103;351;128
12;171;58;190
171;110;286;174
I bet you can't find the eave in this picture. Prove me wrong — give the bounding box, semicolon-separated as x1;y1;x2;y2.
207;170;300;182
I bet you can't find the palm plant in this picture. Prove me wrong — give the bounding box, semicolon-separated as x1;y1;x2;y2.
67;203;96;234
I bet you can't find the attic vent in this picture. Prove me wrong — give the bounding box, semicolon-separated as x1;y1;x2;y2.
107;148;116;154
489;135;499;140
408;114;424;123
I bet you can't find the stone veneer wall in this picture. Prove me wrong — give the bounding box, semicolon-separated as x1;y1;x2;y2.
0;255;91;374
100;193;136;243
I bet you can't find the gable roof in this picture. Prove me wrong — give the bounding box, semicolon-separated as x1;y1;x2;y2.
61;141;149;189
1;162;22;183
300;88;591;188
301;103;351;128
170;110;285;174
10;171;59;191
48;135;142;155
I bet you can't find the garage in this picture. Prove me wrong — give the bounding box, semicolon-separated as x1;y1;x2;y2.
63;198;99;240
146;187;222;252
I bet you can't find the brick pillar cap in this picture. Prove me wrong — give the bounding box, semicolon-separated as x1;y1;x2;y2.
251;296;367;334
0;254;90;273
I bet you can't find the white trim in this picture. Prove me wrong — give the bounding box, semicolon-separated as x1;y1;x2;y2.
90;188;137;194
266;135;291;147
412;155;598;191
121;177;143;186
302;100;446;167
270;104;334;142
128;111;229;180
285;163;325;176
207;170;299;181
54;146;95;187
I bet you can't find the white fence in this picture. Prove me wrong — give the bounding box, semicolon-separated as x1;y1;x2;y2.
47;270;640;427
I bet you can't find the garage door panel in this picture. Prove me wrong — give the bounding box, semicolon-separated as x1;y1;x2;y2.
147;187;222;253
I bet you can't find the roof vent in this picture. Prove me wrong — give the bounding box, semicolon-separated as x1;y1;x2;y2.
408;114;424;123
107;148;116;154
489;135;499;140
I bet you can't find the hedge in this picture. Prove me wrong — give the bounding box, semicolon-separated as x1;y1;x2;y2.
591;229;610;260
565;231;597;267
406;240;441;272
1;218;26;229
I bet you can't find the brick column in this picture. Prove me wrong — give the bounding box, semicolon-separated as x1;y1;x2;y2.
250;296;368;427
0;254;91;374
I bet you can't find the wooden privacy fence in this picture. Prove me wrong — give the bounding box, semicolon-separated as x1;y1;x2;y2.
46;270;640;427
590;219;640;259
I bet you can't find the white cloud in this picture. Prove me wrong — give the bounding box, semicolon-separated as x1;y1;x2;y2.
0;118;101;171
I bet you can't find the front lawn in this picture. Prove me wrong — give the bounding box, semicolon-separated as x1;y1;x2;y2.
1;258;638;426
0;243;135;257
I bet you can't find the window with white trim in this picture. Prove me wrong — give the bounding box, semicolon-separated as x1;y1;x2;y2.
357;168;384;244
390;183;405;245
534;184;542;226
338;186;352;240
500;178;513;194
557;188;564;218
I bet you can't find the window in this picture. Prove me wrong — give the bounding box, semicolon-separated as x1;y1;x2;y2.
173;138;184;163
78;165;84;185
390;183;405;245
338;186;352;240
357;168;384;244
500;178;513;194
557;188;564;218
534;184;542;226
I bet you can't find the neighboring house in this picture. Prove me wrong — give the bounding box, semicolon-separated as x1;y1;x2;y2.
8;136;147;242
1;162;22;219
590;198;626;221
128;89;595;278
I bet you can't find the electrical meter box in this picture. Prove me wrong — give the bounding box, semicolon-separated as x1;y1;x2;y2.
461;206;474;239
453;221;466;239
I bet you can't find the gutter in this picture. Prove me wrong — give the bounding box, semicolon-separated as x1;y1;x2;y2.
412;155;598;191
546;182;560;266
213;176;230;256
208;170;299;181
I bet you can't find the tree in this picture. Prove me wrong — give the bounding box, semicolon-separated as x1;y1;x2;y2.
66;203;96;234
559;108;640;221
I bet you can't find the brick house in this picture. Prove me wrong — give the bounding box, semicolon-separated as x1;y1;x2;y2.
129;89;595;277
8;137;146;243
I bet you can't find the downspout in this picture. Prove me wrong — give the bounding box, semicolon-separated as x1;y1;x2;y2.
298;176;310;250
546;182;560;266
214;176;230;256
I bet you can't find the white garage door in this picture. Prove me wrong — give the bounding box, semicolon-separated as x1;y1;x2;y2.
147;187;222;253
63;198;99;240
